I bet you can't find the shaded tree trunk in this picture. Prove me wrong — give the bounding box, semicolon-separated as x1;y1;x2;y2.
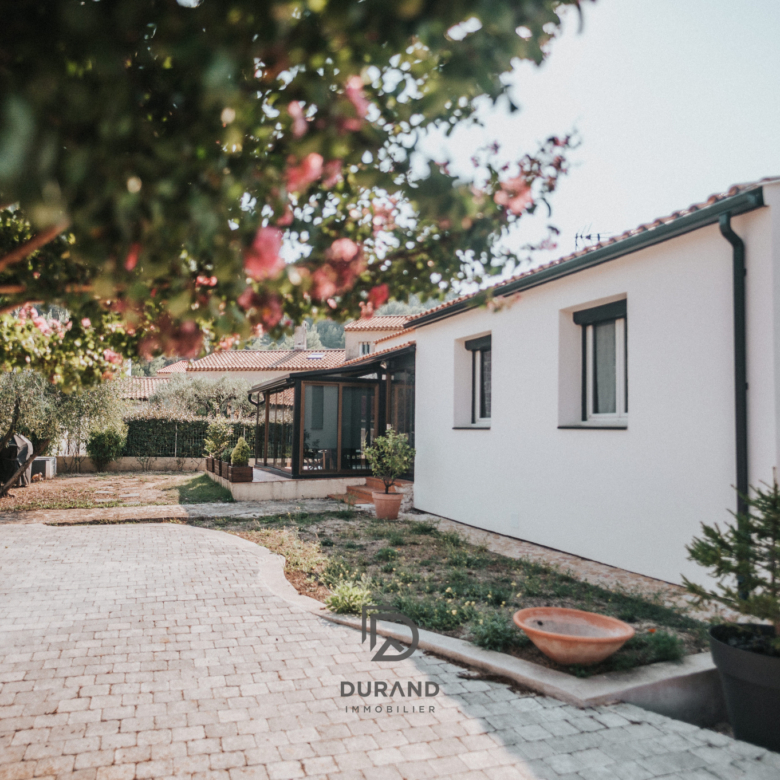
0;398;21;454
0;439;50;498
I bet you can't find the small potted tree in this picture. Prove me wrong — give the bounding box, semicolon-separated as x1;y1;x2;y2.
683;481;780;752
364;428;415;520
229;436;253;482
203;419;232;478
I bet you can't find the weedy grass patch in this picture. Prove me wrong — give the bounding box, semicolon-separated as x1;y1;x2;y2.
225;509;707;677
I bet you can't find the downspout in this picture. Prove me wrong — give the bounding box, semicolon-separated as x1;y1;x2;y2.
719;213;749;519
248;391;261;467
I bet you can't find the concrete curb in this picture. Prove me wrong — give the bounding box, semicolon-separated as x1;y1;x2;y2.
229;531;726;727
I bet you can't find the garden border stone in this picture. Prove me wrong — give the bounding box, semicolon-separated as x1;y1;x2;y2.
252;537;727;728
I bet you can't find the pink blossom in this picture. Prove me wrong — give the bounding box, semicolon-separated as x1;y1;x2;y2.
32;315;52;336
243;227;285;281
368;283;389;309
322;160;343;189
494;176;533;215
288;101;308;138
286;153;323;192
345;75;369;119
125;243;141;272
327;238;360;263
237;287;283;329
103;349;124;366
195;275;218;287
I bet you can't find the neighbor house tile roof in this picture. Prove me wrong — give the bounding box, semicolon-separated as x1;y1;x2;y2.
119;376;168;400
344;315;412;331
406;177;780;327
157;360;190;374
374;328;415;346
340;340;416;367
187;349;346;372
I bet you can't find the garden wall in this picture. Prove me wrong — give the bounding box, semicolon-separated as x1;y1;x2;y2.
57;456;205;474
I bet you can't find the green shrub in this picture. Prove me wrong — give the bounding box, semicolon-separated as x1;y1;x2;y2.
469;612;529;652
392;594;475;631
231;436;250;466
203;418;232;459
325;579;373;614
375;547;399;562
86;427;127;472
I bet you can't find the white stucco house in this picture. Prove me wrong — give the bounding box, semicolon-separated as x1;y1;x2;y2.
404;177;780;586
245;177;780;587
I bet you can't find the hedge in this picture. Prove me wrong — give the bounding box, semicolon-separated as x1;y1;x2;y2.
122;417;259;459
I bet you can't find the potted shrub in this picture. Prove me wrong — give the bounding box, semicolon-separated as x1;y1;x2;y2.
230;437;253;483
86;426;127;473
683;481;780;751
203;419;232;479
364;428;415;520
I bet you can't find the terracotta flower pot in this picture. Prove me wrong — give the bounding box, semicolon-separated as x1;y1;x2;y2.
372;491;403;520
513;607;634;666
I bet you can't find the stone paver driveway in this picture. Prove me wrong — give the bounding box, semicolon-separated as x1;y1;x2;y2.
0;524;777;780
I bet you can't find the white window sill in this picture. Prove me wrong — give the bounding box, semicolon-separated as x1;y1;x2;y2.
558;423;627;430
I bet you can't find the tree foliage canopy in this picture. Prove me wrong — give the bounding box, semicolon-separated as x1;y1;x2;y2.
1;0;581;386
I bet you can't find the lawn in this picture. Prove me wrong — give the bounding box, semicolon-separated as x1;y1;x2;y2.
190;509;709;678
0;472;232;511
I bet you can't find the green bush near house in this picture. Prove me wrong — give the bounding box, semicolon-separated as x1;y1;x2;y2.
86;427;127;472
231;437;251;467
203;418;232;460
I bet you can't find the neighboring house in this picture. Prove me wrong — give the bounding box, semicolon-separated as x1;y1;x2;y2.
248;176;780;588
185;349;346;386
343;315;411;360
119;376;168;405
157;359;190;375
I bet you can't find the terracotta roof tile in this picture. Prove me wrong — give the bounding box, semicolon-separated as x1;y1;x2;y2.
343;315;412;331
340;340;416;367
119;376;168;400
187;349;346;372
157;360;190;374
374;328;415;346
406;176;780;327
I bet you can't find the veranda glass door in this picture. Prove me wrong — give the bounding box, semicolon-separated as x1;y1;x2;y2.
340;385;376;471
300;382;377;474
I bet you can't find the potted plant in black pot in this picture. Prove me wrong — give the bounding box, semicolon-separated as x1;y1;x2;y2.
684;481;780;751
229;437;253;483
364;427;415;520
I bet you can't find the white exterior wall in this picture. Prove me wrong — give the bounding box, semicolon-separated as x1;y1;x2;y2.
414;190;780;586
345;329;401;360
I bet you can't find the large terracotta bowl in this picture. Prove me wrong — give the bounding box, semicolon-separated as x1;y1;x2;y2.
513;607;634;666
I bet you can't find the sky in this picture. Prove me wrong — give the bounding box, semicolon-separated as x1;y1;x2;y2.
428;0;780;269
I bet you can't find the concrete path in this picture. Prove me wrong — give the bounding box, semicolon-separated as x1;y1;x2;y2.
0;499;348;526
0;523;777;780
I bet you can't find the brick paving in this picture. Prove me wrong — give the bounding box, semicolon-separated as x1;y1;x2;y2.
1;524;777;780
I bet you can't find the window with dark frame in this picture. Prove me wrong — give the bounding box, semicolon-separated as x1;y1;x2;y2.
359;342;371;355
465;335;491;424
573;300;627;424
